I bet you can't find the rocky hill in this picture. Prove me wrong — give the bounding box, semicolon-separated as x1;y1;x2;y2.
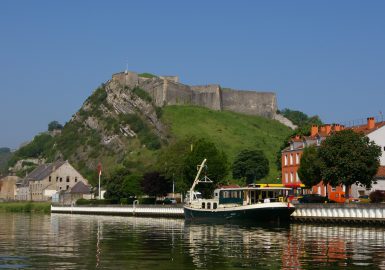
8;71;294;185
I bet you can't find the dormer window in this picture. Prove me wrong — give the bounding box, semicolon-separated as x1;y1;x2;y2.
290;143;294;150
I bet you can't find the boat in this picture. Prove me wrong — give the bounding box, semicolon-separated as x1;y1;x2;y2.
183;159;295;223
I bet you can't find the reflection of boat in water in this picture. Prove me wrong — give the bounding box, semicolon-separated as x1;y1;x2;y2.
184;159;295;223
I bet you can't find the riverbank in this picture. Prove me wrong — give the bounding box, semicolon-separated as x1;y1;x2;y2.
0;202;51;213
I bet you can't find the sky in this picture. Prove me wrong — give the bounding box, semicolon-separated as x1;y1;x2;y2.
1;1;385;149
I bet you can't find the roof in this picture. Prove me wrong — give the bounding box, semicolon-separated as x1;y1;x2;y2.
350;122;385;134
375;166;385;179
23;160;66;182
69;181;90;194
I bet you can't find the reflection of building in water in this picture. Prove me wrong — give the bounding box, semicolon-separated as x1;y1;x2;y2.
284;225;385;269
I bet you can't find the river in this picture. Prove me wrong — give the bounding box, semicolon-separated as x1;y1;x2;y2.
0;213;384;269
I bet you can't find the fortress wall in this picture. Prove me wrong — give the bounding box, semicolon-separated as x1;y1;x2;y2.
112;72;139;89
138;78;166;107
191;85;222;110
163;81;193;105
221;88;277;118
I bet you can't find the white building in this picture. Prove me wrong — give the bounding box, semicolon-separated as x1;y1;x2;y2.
350;117;385;198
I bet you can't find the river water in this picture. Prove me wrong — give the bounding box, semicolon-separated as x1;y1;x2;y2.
0;213;385;269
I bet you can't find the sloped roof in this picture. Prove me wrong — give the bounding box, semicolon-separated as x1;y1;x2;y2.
69;181;90;194
351;122;385;134
375;166;385;179
23;160;66;182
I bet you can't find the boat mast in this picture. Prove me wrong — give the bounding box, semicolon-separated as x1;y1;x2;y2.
189;158;209;203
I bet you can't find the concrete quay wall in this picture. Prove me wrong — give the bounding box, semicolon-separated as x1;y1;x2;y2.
292;203;385;224
53;204;385;224
51;204;184;218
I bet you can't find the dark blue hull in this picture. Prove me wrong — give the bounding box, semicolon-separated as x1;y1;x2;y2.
184;205;295;224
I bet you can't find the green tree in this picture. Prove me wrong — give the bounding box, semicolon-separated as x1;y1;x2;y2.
156;137;194;193
48;121;63;131
297;145;323;188
318;130;381;198
233;149;269;184
141;171;171;197
104;166;142;202
157;137;228;197
183;138;229;197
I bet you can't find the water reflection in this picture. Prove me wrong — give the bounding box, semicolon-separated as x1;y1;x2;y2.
1;213;385;269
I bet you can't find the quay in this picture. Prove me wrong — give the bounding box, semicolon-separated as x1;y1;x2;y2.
51;204;184;218
52;203;385;224
292;203;385;224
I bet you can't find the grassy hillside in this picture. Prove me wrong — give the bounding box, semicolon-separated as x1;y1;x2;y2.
162;105;292;182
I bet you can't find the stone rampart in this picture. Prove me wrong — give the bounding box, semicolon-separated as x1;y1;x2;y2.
221;88;277;117
191;85;222;111
111;71;278;119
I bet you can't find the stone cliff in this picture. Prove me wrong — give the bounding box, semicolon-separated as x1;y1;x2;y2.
111;71;281;120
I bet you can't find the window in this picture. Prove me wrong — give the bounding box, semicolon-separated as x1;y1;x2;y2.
60;178;62;182
56;176;58;182
66;176;70;182
49;176;51;182
202;202;205;209
296;153;300;164
290;172;294;183
207;202;211;209
285;173;288;183
296;172;300;182
290;154;293;165
66;185;70;190
75;177;78;183
331;187;336;192
213;203;217;209
284;155;288;166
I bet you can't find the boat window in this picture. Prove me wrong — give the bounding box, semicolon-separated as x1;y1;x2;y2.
207;202;211;209
202;202;205;209
213;203;217;209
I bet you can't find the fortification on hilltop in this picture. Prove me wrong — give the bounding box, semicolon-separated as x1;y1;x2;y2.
110;71;280;119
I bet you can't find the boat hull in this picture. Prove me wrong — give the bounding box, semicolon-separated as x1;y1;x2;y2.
184;203;295;224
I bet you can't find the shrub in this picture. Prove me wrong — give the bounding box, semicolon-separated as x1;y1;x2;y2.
369;190;385;203
138;73;157;79
139;197;156;204
132;87;152;103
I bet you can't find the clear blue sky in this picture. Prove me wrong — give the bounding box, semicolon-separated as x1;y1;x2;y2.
1;1;385;149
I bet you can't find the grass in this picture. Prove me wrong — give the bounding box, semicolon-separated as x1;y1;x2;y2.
162;105;292;183
0;202;51;213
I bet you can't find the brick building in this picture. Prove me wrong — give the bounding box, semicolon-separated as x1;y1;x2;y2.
281;117;385;198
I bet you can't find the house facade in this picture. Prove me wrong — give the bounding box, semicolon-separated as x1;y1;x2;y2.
281;117;385;198
0;176;20;201
16;160;89;201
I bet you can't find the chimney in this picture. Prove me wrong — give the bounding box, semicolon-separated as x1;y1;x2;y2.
311;125;318;137
367;117;375;129
320;125;326;134
333;124;341;132
325;124;331;135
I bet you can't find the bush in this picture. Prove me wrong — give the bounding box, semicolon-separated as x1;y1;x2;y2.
132;87;152;103
139;197;156;204
138;73;157;79
369;190;385;203
76;199;116;205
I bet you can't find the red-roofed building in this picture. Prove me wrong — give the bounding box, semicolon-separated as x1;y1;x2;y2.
281;117;385;199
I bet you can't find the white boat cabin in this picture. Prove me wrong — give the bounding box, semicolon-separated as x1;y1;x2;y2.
188;187;291;210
